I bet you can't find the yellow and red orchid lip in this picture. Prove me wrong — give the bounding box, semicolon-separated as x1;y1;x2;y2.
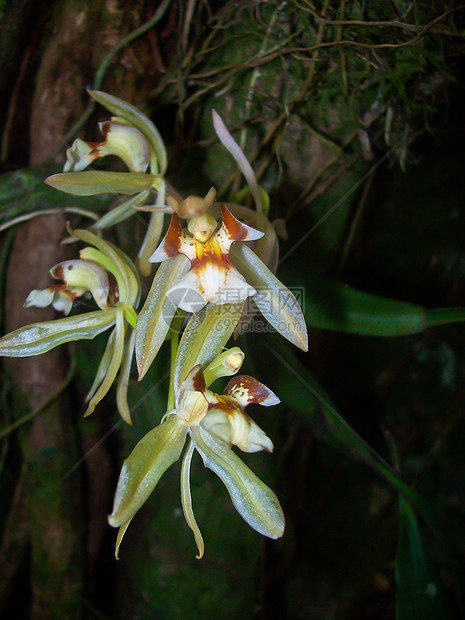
149;204;263;313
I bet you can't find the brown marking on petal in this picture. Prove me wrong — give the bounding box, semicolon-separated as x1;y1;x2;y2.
49;283;65;293
107;272;119;305
101;122;111;138
191;367;206;393
190;237;232;270
224;375;271;404
221;204;250;242
163;213;184;257
53;265;65;281
207;395;241;416
86;140;103;150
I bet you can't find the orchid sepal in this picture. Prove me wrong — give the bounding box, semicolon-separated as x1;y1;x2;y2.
0;309;118;357
173;301;245;395
191;426;285;539
108;414;187;528
135;254;190;380
45;170;160;196
230;243;308;351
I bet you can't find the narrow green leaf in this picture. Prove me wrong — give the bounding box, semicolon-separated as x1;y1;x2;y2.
45;171;158;196
301;275;428;336
230;243;308;351
173;302;245;394
88;90;168;175
0;309;117;357
285;272;465;336
135;255;190;380
192;427;284;539
396;497;451;619
108;415;187;527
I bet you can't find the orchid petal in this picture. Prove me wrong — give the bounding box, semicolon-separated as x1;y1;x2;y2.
219;204;263;244
212;109;262;213
224;375;280;408
192;427;284;539
64;138;95;172
244;418;274;453
24;288;78;315
108;415;187;527
51;289;80;314
202;407;273;454
96;120;151;172
149;212;195;263
179;364;206;396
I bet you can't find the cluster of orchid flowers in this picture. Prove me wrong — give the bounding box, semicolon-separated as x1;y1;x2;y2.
0;91;308;558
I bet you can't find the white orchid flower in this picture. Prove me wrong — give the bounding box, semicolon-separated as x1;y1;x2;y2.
107;352;284;560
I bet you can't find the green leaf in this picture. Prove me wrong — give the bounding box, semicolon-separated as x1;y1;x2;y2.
302;275;428;336
88;90;168;175
230;243;308;351
0;309;117;357
173;302;245;394
284;272;465;336
396;497;451;619
135;255;190;380
45;171;159;196
192;427;284;539
108;415;187;527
